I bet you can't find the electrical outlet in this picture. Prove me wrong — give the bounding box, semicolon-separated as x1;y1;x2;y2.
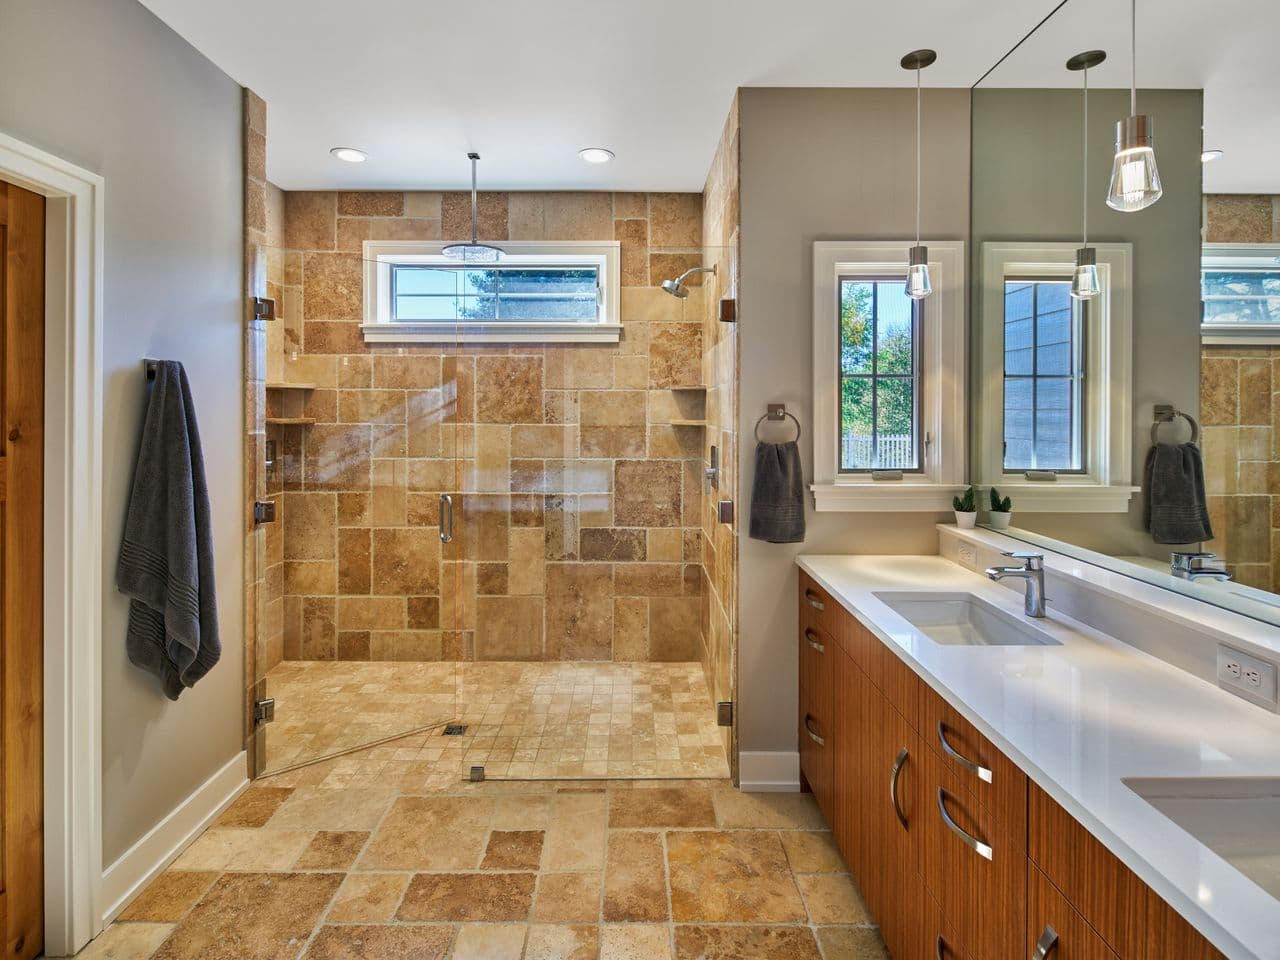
958;543;977;569
1217;644;1278;707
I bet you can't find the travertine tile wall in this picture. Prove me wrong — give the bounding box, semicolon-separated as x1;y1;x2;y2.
1201;194;1280;590
699;96;740;774
265;189;710;663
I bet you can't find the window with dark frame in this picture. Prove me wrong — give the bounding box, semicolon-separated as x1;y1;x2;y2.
1002;278;1084;473
838;278;922;473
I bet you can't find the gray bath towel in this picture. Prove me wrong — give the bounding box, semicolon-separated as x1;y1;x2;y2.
749;441;806;543
1143;442;1213;545
117;361;220;700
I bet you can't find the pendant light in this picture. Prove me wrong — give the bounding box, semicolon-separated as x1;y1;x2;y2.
901;49;937;300
1106;0;1162;212
1067;50;1106;300
442;152;504;262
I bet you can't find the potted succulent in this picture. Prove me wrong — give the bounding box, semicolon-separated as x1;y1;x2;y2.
952;485;978;529
988;487;1013;529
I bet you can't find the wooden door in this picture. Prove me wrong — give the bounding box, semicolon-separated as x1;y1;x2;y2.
0;179;45;960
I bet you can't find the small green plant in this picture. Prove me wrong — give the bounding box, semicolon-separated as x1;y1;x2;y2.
952;485;976;512
989;487;1012;513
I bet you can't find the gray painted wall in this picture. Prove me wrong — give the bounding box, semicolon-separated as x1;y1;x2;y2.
736;88;972;758
0;0;245;862
971;88;1204;557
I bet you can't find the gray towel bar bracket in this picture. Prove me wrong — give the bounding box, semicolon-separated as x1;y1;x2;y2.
755;403;801;443
1151;404;1199;446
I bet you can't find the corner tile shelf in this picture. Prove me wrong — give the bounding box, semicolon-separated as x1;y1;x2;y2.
265;382;316;392
669;385;707;391
265;416;315;426
669;419;707;427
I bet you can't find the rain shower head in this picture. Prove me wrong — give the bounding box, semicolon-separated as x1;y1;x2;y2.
660;264;716;299
442;152;504;263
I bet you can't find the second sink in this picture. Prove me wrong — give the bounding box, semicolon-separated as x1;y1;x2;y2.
872;591;1061;646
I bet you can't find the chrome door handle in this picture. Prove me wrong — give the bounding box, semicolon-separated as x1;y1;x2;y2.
937;721;993;784
936;788;993;860
439;493;453;544
1032;925;1059;959
804;590;825;611
889;747;909;829
804;714;825;747
804;628;825;654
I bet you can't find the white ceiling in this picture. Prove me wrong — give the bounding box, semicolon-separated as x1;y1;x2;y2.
139;0;1278;194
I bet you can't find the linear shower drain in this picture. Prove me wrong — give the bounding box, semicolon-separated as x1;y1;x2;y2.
442;723;467;736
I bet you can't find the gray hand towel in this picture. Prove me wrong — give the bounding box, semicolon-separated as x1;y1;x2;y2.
116;361;220;700
749;441;806;543
1143;442;1213;545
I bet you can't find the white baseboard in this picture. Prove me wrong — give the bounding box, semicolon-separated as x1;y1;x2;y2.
738;750;800;792
99;751;247;926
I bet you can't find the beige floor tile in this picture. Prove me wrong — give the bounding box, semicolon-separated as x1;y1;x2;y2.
780;830;846;873
115;871;219;922
170;827;314;872
666;831;806;923
397;873;535;922
295;831;370;869
673;926;823;960
480;830;544;870
450;924;527;960
603;831;667;922
533;872;601;922
302;923;454;959
711;789;827;830
524;924;600;960
608;786;715;828
216;787;295;827
795;873;872;924
267;786;394;831
600;924;672;959
491;796;552;830
359;797;493;870
543;795;607;871
814;926;889;959
73;922;174;959
326;872;410;921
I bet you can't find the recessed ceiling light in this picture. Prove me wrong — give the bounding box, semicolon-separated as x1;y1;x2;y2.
578;147;615;164
1201;149;1224;163
330;146;367;163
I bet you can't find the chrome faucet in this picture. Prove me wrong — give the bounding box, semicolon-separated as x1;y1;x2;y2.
1170;551;1231;582
985;551;1047;618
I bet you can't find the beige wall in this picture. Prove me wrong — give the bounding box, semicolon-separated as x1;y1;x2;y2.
264;190;709;663
736;88;972;758
0;0;246;862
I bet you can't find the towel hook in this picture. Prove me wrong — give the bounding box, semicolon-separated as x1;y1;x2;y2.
755;403;801;443
1151;404;1199;446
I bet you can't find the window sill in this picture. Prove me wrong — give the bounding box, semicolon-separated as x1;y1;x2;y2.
810;483;969;512
977;483;1138;514
361;321;623;345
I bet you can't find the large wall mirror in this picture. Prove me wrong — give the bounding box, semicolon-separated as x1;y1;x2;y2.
970;0;1280;625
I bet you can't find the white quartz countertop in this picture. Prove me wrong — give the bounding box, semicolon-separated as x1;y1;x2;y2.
796;554;1280;960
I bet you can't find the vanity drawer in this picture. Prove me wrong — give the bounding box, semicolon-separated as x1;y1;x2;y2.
1028;864;1120;960
866;632;921;732
1028;783;1145;958
799;571;838;634
799;614;834;818
923;689;1027;847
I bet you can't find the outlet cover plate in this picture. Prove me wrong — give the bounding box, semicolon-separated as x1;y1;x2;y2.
1217;644;1278;709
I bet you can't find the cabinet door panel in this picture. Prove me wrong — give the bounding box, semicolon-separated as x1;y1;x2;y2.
799;625;833;818
867;695;923;960
1028;864;1119;960
1145;887;1227;960
831;645;863;871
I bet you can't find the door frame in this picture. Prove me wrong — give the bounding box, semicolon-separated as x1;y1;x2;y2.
0;131;105;957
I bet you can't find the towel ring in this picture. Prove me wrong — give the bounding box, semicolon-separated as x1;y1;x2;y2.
1150;409;1199;447
755;410;802;443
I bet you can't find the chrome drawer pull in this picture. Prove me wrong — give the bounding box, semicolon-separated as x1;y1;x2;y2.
805;629;825;654
805;590;826;611
804;714;825;747
937;721;993;784
936;787;993;860
1032;925;1059;959
889;746;909;829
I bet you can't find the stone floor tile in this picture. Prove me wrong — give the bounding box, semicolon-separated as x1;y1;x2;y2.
397;873;535;922
216;787;295;827
673;925;823;960
602;831;667;922
666;830;806;923
267;786;395;831
295;831;370;869
116;871;220;922
450;923;527;960
608;786;716;828
780;830;846;873
170;827;314;872
600;924;672;959
523;924;599;960
360;797;493;870
480;830;544;870
302;923;454;959
795;873;872;924
532;872;601;923
814;926;889;959
326;872;411;921
74;922;174;959
710;789;827;830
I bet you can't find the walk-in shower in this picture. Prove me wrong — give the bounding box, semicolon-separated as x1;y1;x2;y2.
661;264;716;298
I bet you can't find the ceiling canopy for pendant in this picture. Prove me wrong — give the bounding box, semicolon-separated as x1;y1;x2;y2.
901;48;936;301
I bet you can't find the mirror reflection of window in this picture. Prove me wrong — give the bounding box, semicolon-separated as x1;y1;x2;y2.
838;278;922;472
1002;278;1085;474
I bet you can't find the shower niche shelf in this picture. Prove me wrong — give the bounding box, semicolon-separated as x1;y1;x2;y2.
265;383;317;427
265;416;315;427
266;381;316;392
670;419;707;428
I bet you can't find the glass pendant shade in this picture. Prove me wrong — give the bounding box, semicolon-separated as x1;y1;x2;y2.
1071;247;1100;300
905;245;932;300
1107;116;1163;212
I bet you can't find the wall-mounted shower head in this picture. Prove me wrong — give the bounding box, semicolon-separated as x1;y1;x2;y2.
661;264;717;299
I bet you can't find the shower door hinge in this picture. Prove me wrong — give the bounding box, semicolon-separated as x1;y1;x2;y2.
253;499;277;524
254;698;275;724
253;296;276;321
716;701;734;727
719;297;737;322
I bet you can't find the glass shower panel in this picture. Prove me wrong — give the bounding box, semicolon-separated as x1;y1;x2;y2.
254;245;458;776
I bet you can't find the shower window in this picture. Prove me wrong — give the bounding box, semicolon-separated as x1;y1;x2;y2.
838;277;922;472
1201;244;1280;342
362;241;622;343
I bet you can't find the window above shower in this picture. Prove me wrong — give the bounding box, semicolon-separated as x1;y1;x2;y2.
362;241;622;343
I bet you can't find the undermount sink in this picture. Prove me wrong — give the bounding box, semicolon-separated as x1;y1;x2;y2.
872;591;1061;646
1124;777;1280;901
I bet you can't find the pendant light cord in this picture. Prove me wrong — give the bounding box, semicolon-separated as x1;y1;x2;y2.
915;65;922;245
1083;66;1089;246
1130;0;1137;116
470;155;479;244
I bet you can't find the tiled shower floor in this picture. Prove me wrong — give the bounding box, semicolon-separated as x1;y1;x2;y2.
265;660;730;781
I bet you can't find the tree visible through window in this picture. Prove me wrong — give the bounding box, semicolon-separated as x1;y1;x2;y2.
839;279;920;472
1003;279;1083;472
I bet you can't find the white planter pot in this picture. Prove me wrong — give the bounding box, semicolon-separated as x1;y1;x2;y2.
988;511;1012;530
954;511;978;529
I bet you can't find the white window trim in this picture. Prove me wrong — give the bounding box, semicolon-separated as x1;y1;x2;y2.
1201;243;1280;345
811;240;967;512
976;242;1136;513
360;240;622;344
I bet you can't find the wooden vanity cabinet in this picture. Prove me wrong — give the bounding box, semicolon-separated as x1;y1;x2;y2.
798;577;1229;960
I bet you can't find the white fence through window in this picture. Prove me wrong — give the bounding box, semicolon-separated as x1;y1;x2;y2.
842;433;915;470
